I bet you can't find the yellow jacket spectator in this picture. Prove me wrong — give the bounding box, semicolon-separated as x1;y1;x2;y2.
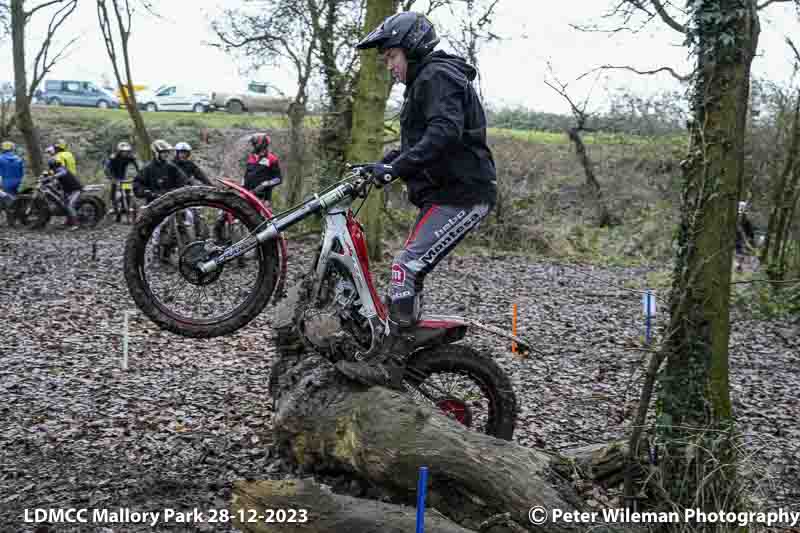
53;139;77;175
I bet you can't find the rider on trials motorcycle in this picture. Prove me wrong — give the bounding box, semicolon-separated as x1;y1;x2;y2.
336;12;498;386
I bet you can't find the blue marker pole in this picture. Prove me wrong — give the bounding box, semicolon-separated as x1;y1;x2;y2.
416;466;429;533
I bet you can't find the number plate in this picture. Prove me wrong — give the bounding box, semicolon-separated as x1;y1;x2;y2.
122;182;132;191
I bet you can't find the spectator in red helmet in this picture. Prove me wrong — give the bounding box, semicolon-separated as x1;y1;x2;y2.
242;133;282;205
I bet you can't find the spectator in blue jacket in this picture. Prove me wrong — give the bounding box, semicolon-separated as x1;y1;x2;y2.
0;141;24;196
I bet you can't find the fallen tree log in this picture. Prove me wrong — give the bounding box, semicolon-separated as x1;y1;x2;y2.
264;348;640;533
231;478;477;533
553;440;630;488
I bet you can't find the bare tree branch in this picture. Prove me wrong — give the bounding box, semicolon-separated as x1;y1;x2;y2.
571;0;685;35
648;0;686;33
577;64;691;83
28;0;78;95
757;0;793;9
24;0;66;19
0;1;10;36
787;36;800;65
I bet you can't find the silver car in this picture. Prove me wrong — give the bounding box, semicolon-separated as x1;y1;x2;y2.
138;85;210;113
40;80;120;108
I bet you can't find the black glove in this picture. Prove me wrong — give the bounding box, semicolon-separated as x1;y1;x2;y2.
380;149;401;164
365;164;398;188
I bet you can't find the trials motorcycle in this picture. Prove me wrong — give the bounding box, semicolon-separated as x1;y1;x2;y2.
14;173;105;229
122;165;530;439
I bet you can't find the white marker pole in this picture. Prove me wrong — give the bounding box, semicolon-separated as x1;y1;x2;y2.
642;290;656;344
122;310;130;370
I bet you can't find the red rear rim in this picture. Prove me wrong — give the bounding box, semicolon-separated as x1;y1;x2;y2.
436;398;471;426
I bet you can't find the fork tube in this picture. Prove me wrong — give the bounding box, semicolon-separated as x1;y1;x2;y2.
199;184;352;274
255;184;352;241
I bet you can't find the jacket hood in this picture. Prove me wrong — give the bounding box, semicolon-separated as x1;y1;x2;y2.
425;51;477;80
407;50;477;86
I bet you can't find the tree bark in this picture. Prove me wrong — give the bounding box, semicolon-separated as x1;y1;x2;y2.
344;0;395;262
231;479;477;533
286;100;308;207
656;1;759;524
11;0;43;176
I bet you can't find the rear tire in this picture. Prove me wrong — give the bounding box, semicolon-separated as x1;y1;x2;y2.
123;186;279;338
227;100;244;114
77;197;104;228
404;345;517;440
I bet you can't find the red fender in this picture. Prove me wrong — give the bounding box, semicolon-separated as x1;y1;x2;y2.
215;177;288;301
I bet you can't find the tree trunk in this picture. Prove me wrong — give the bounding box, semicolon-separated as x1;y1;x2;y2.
97;0;151;161
120;84;151;161
656;1;759;527
762;91;800;279
0;100;17;139
11;0;43;176
286;100;308;207
345;0;395;262
314;0;355;186
231;479;476;533
566;128;615;227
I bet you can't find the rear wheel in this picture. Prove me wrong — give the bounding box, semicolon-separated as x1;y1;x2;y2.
76;197;103;228
123;186;279;338
403;345;517;440
227;100;244;114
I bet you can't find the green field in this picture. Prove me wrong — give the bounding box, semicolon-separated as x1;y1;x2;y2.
28;105;687;148
31;105;300;130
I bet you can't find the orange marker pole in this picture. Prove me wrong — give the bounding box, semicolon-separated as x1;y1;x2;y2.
511;303;517;354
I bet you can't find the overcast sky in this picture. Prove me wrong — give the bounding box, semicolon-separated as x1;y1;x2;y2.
1;0;799;114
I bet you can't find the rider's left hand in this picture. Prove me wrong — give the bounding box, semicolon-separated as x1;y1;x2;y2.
366;164;398;188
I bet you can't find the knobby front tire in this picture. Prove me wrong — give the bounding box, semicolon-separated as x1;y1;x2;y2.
123;186;279;338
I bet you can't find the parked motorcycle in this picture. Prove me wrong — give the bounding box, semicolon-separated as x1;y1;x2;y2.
123;167;530;440
14;173;105;229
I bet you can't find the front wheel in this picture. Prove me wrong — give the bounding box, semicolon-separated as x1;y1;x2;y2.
123;186;279;338
403;345;517;440
16;196;50;229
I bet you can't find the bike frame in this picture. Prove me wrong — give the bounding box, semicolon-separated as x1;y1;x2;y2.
201;175;388;341
202;172;533;355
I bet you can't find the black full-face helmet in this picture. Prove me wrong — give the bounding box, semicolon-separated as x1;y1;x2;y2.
356;11;439;61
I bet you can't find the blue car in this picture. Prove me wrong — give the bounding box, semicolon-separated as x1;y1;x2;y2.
40;80;120;109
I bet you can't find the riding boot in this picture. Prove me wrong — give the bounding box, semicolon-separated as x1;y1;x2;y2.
334;319;415;388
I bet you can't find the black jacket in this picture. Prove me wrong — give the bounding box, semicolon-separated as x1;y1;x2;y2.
104;153;139;181
174;159;211;186
52;168;82;194
389;51;497;208
133;160;188;201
